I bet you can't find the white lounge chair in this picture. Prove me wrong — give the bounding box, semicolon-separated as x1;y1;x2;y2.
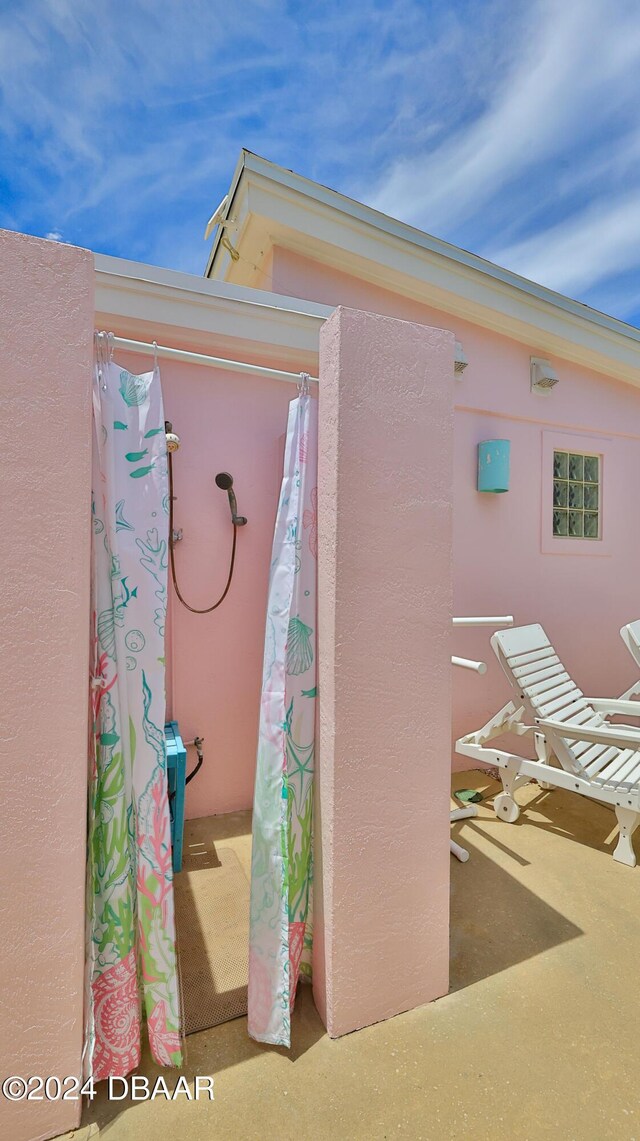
620;621;640;703
456;623;640;867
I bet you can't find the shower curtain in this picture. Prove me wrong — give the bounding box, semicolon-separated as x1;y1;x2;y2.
248;390;318;1046
85;341;181;1079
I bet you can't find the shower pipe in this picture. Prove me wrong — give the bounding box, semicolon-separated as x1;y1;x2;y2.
452;656;487;674
167;444;238;614
453;616;513;626
451;616;513;674
104;335;319;386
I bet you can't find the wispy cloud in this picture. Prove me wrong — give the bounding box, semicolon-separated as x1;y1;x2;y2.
0;0;294;263
0;0;526;272
1;0;640;323
367;0;640;319
491;190;640;298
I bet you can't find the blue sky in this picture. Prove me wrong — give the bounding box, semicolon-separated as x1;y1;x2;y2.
2;0;640;323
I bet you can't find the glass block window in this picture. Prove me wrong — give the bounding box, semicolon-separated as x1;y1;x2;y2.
553;451;600;539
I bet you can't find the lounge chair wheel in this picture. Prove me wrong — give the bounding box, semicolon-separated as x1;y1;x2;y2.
494;793;519;823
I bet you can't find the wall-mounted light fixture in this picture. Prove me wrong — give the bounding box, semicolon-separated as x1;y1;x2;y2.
478;439;510;493
454;340;468;375
530;356;559;393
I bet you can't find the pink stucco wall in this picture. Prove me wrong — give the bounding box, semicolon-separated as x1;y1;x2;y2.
112;350;294;818
0;230;93;1141
270;247;640;763
315;308;453;1036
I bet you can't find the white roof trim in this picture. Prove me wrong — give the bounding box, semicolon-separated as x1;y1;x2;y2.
205;151;640;385
94;252;330;368
96;252;330;321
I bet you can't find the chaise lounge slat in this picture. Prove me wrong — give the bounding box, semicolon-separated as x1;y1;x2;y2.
513;660;564;685
538;693;586;719
596;751;640;787
573;736;608;759
506;645;557;669
529;677;575;703
583;745;619;776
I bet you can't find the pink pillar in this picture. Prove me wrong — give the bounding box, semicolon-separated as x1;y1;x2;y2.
0;231;93;1141
314;307;454;1037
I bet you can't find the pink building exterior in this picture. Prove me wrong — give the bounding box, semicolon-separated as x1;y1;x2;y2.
4;151;640;1141
206;153;640;769
267;247;640;764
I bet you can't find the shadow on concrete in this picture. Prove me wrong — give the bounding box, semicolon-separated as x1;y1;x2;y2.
449;773;602;992
449;840;583;992
509;783;621;858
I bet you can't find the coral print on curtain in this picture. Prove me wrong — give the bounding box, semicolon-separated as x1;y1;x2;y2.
248;389;318;1047
85;337;181;1080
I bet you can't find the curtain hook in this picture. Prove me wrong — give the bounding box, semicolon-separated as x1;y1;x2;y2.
298;371;310;397
95;331;107;389
153;340;159;372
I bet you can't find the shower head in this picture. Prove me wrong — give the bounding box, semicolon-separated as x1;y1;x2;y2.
165;421;180;453
215;471;247;526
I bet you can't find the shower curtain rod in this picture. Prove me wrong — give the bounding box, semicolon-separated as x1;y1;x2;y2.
101;334;319;386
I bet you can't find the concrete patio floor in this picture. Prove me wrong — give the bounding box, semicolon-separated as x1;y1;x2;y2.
67;771;640;1141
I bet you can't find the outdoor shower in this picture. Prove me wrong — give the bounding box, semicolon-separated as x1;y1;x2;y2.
163;421;247;822
165;420;247;614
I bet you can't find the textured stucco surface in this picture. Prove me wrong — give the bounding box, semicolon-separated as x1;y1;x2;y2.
0;230;93;1141
315;307;454;1037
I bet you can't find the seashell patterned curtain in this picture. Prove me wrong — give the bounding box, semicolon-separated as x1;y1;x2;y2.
85;344;182;1079
248;392;318;1046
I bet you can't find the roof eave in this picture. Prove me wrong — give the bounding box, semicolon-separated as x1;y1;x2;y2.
205;151;640;383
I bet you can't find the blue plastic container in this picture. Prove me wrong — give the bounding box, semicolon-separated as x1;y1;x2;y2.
477;439;510;493
165;720;187;873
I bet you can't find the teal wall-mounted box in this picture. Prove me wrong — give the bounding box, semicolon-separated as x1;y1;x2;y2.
478;439;510;493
